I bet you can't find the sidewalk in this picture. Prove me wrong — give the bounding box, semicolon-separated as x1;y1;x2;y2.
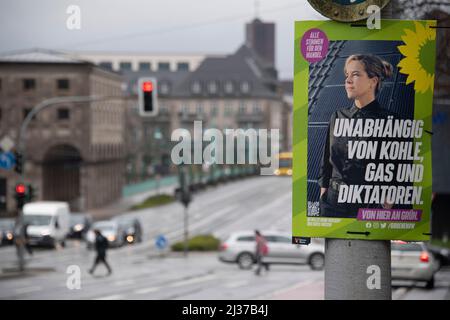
88;177;178;221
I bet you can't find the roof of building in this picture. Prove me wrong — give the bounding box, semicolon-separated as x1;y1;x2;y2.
172;44;279;98
0;48;90;64
119;44;280;99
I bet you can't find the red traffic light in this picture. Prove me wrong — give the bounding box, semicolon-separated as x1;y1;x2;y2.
15;183;26;195
142;81;153;92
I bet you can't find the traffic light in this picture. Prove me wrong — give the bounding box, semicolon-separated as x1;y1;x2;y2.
15;183;26;210
14;151;23;174
26;184;35;202
138;77;158;117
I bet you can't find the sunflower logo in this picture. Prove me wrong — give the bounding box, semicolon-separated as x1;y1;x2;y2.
397;21;436;94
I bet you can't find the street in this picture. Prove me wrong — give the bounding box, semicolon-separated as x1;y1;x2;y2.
0;176;449;300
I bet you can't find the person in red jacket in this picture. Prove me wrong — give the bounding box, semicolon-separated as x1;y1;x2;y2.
254;230;269;275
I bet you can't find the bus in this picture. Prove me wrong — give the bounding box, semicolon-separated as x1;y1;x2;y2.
274;152;292;176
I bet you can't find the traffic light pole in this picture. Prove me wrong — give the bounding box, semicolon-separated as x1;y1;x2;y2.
184;204;189;257
15;95;122;272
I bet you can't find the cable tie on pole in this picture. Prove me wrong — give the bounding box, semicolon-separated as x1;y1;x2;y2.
425;130;433;135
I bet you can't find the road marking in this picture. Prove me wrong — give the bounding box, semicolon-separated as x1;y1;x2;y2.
134;286;161;295
14;286;42;294
169;274;217;287
94;294;124;300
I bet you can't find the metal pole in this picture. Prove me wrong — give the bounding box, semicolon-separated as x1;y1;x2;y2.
183;204;189;257
325;239;391;300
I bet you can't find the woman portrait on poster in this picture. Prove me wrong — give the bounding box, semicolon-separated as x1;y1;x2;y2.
318;54;400;218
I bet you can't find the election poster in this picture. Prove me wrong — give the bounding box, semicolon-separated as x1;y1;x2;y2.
292;20;436;241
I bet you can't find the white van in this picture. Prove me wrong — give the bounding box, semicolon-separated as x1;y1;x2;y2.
23;201;71;248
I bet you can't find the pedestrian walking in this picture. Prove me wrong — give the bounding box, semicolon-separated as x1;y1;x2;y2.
89;229;112;276
254;230;269;275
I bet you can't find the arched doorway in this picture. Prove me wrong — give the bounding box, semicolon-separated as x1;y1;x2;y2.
42;145;82;210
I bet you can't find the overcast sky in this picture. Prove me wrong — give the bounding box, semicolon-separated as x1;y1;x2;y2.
0;0;326;79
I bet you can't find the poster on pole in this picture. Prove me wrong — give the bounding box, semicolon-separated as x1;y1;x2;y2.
292;20;436;241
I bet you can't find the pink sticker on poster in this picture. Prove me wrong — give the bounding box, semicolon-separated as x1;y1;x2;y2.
300;28;329;63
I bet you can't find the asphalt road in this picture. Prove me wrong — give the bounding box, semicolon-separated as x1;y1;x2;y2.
0;176;449;300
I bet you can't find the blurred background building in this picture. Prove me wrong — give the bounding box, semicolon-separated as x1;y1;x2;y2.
0;49;125;213
0;17;292;216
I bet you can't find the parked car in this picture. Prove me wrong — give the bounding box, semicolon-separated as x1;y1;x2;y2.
68;213;93;239
391;241;440;289
112;216;143;244
86;220;125;249
0;218;15;245
22;201;71;248
218;230;325;270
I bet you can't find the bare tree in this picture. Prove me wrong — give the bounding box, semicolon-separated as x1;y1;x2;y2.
390;0;450;19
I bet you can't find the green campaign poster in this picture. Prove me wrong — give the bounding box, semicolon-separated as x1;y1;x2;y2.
292;20;436;241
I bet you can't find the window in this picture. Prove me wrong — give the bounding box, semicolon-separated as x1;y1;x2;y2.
159;104;168;114
224;102;232;117
208;81;218;94
99;62;113;70
57;79;69;90
240;81;250;94
23;79;35;90
57;108;70;120
274;236;291;243
191;81;202;94
181;104;189;116
238;101;246;114
138;62;151;71
158;62;170;71
119;62;132;71
237;236;255;242
224;81;234;94
177;62;189;71
253;103;261;114
196;103;203;115
159;81;170;95
211;102;218;117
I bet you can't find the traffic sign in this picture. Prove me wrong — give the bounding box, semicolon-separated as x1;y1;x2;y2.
155;234;168;250
0;152;15;170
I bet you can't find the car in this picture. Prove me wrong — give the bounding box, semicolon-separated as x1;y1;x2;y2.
86;220;126;249
22;201;71;248
112;216;143;244
218;230;325;270
391;241;440;289
68;213;93;239
0;218;15;245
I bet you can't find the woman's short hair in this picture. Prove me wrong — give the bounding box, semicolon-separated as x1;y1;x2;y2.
345;54;393;95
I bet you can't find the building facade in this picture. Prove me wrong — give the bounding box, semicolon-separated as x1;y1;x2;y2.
120;44;289;180
69;51;223;73
0;49;126;215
